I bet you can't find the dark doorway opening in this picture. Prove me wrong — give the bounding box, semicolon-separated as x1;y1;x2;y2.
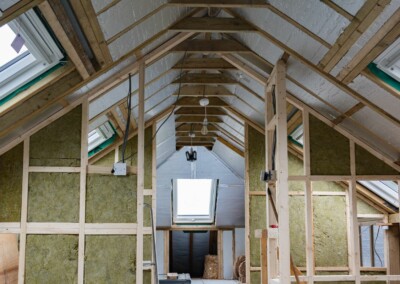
169;230;218;278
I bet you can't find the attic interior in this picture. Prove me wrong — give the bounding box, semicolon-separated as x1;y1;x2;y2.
0;0;400;283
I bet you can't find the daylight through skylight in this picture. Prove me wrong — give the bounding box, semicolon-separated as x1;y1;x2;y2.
176;179;213;216
0;24;28;68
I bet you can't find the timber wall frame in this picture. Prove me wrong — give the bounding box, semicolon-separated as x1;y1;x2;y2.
0;84;158;283
244;58;400;283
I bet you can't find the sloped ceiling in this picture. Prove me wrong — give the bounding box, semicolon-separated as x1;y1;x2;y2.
0;0;399;170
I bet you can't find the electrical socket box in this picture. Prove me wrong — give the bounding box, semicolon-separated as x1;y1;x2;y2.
113;162;127;176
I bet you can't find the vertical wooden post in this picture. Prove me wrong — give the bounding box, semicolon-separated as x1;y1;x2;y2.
261;229;268;284
17;138;29;284
303;110;315;283
136;61;145;283
348;141;361;283
218;230;224;279
244;123;251;283
274;59;291;283
264;69;277;282
152;123;157;284
78;99;89;284
164;230;169;274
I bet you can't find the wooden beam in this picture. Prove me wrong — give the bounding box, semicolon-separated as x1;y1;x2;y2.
106;3;168;45
78;0;113;64
176;132;218;138
332;102;365;125
217;136;244;157
176;137;216;143
176;124;218;132
170;17;255;33
221;54;267;85
0;62;75;117
171;39;251;53
118;102;137;130
69;0;109;67
320;0;354;21
39;1;94;79
167;0;268;7
0;0;44;27
338;7;400;84
172;85;234;97
319;0;390;72
176;142;214;147
175;107;227;116
175;97;229;107
136;62;145;283
173;73;237;85
362;68;400;100
172;58;236;70
176;116;223;123
224;8;400;128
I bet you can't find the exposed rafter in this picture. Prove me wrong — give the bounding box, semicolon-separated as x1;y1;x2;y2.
172;85;235;97
171;39;251;53
172;73;237;85
170;17;256;33
172;58;236;70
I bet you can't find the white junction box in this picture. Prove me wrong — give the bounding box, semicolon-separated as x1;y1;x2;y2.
113;162;127;176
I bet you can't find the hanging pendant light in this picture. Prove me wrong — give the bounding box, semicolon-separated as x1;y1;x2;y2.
200;85;209;136
201;117;208;135
186;124;197;162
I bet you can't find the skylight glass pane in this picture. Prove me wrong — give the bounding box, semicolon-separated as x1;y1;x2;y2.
176;179;213;216
0;24;28;68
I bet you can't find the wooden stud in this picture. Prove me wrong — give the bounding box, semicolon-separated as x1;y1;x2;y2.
244;123;251;284
218;230;223;279
172;85;235;97
136;62;145;283
17;138;29;284
78;100;88;284
303;110;315;283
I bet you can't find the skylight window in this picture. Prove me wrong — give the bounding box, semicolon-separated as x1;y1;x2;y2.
374;39;400;82
88;121;116;152
173;179;218;224
0;9;64;102
0;24;28;68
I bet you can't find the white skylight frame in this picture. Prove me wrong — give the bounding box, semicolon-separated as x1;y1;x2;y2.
88;121;115;151
374;38;400;82
172;179;218;224
0;9;64;100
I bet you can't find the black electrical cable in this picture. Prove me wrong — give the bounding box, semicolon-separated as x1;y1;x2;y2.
120;73;132;162
152;51;187;141
271;126;277;170
271;85;276;115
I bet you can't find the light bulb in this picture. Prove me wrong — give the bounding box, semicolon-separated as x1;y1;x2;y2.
199;97;209;107
201;118;208;135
